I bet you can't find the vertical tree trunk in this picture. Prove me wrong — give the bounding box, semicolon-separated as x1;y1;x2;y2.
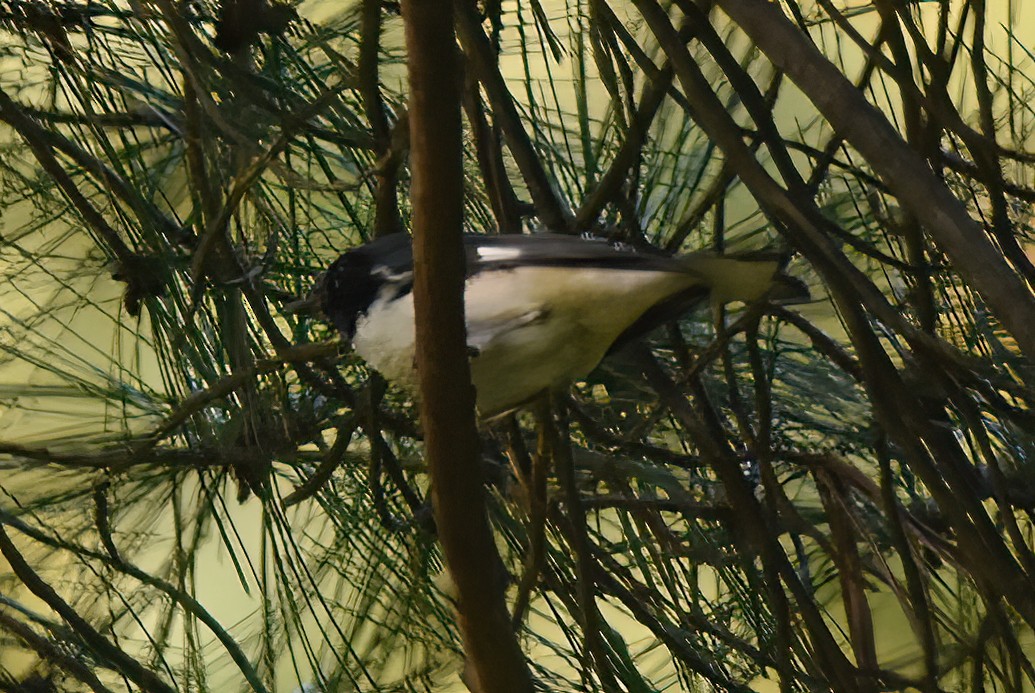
401;2;535;690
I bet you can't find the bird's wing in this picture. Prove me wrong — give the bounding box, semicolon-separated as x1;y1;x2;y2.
351;232;416;277
465;308;549;353
345;232;702;283
344;233;804;294
463;233;693;275
326;232;806;344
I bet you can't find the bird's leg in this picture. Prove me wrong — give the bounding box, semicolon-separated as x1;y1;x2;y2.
497;414;532;498
510;396;551;628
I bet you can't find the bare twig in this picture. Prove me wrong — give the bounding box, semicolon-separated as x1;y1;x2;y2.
719;0;1035;358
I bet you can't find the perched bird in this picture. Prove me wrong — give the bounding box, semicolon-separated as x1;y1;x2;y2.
320;232;808;418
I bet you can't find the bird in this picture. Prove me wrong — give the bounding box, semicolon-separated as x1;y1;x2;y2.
319;232;809;418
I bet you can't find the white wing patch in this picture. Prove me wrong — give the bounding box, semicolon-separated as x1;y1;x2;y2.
372;265;413;283
475;246;524;262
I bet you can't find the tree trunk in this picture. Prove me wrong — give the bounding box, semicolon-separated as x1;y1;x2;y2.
401;1;535;690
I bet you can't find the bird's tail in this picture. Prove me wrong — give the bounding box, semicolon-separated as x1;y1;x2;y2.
678;252;811;306
606;252;810;355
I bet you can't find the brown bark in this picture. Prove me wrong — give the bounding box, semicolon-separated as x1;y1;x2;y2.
400;1;534;691
359;0;403;238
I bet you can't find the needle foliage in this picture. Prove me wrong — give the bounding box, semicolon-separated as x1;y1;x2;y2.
2;0;1035;691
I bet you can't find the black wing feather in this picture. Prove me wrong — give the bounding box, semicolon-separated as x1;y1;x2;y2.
463;233;691;275
323;233;701;339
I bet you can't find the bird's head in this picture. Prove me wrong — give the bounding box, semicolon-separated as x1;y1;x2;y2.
313;235;415;339
281;249;381;340
319;249;385;340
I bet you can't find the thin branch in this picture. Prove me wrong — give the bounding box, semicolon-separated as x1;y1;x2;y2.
0;513;270;693
0;523;178;693
541;398;617;690
0;88;134;262
455;3;572;231
282;417;358;507
0;609;115;693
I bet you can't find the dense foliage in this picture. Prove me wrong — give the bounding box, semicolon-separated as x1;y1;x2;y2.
2;0;1035;690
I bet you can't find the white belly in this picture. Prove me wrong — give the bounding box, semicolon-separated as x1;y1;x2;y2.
351;266;694;416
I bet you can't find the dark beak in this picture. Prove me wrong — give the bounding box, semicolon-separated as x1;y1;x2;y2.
283;272;327;315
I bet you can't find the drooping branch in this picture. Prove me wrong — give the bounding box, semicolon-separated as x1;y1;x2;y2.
717;0;1035;360
634;0;1035;642
0;524;179;693
0;88;135;260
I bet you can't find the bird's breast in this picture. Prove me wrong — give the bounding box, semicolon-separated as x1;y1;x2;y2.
352;292;420;389
351;265;697;415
